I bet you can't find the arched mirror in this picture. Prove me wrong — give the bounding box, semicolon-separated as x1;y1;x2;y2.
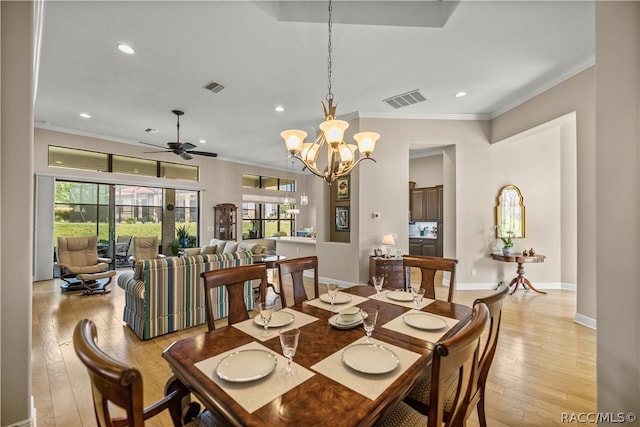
495;184;525;238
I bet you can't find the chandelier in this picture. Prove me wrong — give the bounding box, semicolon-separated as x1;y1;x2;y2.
280;0;380;185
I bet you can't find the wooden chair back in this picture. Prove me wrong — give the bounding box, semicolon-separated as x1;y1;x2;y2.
429;303;489;427
201;264;267;331
469;281;509;426
276;256;319;307
73;319;186;427
403;255;458;302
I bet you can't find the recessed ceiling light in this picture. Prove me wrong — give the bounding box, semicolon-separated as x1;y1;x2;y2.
275;105;284;112
79;113;91;118
117;44;135;55
55;161;62;165
199;139;206;144
455;92;467;98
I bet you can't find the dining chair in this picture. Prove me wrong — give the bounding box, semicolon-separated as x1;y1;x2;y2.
468;281;509;427
403;255;458;302
201;264;267;331
73;318;222;427
276;256;319;307
403;282;509;426
377;303;489;427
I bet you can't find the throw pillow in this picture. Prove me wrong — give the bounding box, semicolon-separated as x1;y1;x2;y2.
238;242;257;253
209;238;226;253
200;245;217;255
223;241;240;253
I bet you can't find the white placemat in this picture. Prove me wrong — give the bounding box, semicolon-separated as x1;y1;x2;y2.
232;308;319;342
304;293;369;312
369;290;435;310
310;337;421;401
381;312;459;344
195;341;315;414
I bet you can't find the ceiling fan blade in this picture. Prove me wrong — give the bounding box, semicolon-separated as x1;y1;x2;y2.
179;151;193;160
144;150;170;154
187;150;218;158
180;142;196;151
138;141;166;149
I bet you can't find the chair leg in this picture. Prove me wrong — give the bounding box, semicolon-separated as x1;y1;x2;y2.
477;392;487;427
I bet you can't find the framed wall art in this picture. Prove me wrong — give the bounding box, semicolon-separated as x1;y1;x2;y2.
336;176;350;201
335;206;350;232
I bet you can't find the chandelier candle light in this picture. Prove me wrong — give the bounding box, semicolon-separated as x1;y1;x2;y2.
280;0;380;185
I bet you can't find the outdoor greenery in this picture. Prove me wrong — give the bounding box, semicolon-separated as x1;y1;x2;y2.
53;222;198;245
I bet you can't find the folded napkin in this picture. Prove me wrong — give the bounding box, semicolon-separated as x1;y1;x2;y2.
305;292;369;312
368;290;435;310
381;311;459;344
195;341;314;414
232;308;318;342
310;337;421;401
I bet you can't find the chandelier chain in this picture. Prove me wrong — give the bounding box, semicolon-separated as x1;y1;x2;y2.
326;0;333;101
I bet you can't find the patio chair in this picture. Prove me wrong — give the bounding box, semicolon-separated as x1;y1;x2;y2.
115;235;132;267
57;236;116;295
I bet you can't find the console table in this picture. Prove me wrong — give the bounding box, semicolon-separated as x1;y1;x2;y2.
369;256;404;289
491;253;547;295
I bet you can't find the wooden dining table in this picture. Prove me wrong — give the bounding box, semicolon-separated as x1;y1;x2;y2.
162;285;472;427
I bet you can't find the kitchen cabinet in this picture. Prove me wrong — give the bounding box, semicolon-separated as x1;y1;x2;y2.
410;185;443;222
409;238;438;257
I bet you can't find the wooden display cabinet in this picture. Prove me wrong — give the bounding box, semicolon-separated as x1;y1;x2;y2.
214;203;237;241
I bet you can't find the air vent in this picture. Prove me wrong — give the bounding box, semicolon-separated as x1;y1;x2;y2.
203;81;225;93
382;89;428;109
144;128;158;133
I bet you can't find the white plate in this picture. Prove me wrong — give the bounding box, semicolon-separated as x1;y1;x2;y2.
386;290;414;302
328;312;368;329
403;312;448;331
341;344;400;374
253;310;295;328
319;293;352;304
215;349;278;382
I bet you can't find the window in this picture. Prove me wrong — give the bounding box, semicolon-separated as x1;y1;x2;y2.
241;201;295;239
242;173;296;192
48;146;199;182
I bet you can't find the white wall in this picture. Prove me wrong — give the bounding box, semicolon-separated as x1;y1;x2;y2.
1;2;34;425
409;154;443;187
595;1;640;415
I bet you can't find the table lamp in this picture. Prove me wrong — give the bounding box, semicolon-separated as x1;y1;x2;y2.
382;234;396;258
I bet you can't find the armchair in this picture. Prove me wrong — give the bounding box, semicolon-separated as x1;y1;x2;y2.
129;236;166;266
57;236;116;295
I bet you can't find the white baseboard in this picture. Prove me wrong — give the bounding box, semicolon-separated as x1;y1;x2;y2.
6;396;35;427
574;313;597;329
455;281;576;291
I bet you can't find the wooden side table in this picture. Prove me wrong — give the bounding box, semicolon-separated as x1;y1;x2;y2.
369;256;404;289
491;253;547;295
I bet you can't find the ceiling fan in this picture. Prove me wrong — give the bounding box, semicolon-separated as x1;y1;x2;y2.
141;110;218;160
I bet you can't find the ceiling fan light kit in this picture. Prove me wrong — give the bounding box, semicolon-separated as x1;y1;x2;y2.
280;0;379;185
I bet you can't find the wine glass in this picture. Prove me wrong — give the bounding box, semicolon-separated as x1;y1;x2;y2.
257;302;274;336
372;276;385;294
327;283;340;311
279;328;300;374
361;307;378;344
411;287;425;311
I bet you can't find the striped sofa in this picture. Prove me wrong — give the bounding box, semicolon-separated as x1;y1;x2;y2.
117;250;254;340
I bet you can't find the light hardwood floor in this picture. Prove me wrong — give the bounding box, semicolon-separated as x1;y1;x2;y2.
32;270;596;426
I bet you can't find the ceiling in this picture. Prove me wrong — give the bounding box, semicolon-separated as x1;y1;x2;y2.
35;1;594;171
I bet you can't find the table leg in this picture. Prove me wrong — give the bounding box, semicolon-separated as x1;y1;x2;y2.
508;262;547;295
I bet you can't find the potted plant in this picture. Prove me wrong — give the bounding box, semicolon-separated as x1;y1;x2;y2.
169;240;180;256
499;230;515;255
176;224;190;248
